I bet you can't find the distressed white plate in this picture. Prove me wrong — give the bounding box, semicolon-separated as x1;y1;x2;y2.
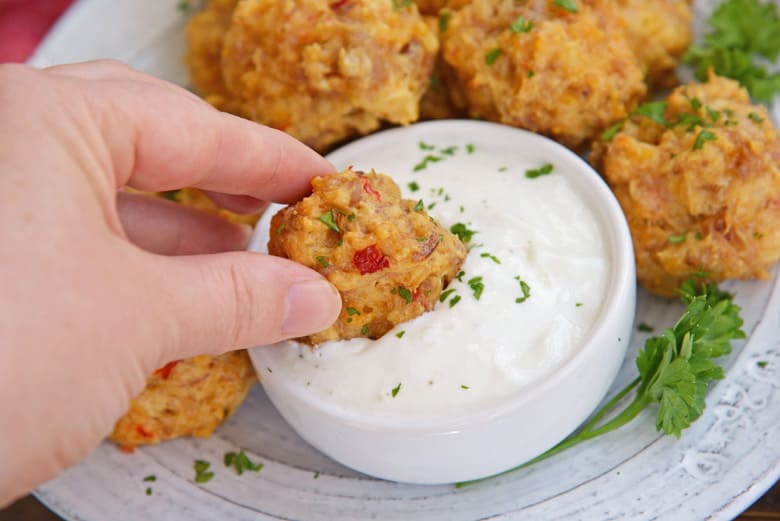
30;1;780;519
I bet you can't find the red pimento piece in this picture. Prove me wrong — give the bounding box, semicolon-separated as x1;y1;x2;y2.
154;360;179;379
330;0;349;8
136;425;153;438
353;244;390;274
363;181;382;201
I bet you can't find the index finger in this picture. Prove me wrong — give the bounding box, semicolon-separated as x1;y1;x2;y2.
73;65;335;203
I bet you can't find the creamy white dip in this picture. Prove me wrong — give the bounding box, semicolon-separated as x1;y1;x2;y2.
260;138;610;418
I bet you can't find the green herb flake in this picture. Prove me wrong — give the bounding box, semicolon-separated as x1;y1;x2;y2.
391;383;402;397
553;0;578;12
439;288;456;302
668;233;687;244
145;487;152;496
396;330;406;338
515;276;531;303
408;181;420;192
346;307;361;316
347;212;356;222
461;384;470;390
392;0;412;10
693;130;717;150
601;120;625;141
526;70;535;78
316;256;329;268
466;143;475;154
276;223;286;235
439;11;450;32
632;101;669;127
757;360;769;368
576;302;584;307
428;202;437;210
706;106;721;122
313;471;320;479
224;450;263;475
754;231;764;239
510;16;534;33
456;270;465;282
468;276;485;300
449;295;462;308
498;166;508;172
414;154;443;171
485;47;502;66
450;222;477;243
361;325;369;335
318;210;341;233
416;236;428;242
162;189;181;201
143;475;156;482
525;163;554;179
637;322;654;333
749;112;764;123
419;141;435;151
440;146;458;156
194;460;214;484
397;286;413;304
414;199;425;212
480;252;501;264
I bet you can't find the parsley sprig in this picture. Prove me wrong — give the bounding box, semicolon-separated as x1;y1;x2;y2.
457;280;744;487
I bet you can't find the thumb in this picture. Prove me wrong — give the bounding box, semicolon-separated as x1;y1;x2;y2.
147;251;341;362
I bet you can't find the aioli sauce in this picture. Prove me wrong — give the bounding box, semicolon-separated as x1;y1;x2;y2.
262;140;610;418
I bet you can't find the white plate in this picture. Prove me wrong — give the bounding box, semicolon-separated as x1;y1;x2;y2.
30;1;780;519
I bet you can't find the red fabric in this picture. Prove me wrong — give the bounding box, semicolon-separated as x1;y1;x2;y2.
0;0;75;63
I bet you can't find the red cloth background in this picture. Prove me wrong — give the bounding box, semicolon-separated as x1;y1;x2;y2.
0;0;75;63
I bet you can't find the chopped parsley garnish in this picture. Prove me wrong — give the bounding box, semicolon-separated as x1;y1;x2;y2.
456;270;465;282
601;121;625;141
576;302;584;307
693;130;717;150
316;256;329;268
515;276;531;303
318;210;341;233
526;70;535;78
633;101;670;127
276;223;286;235
397;286;413;304
461;384;470;390
177;1;192;12
145;487;152;496
392;0;412;10
757;360;768;368
313;471;320;479
439;11;450;32
480;252;501;264
440;146;458;155
754;231;764;239
706;106;721;122
668;233;687;243
449;295;462;307
224;450;264;475
468;276;485;300
466;143;475;154
396;330;406;338
347;212;356;222
361;325;369;335
428;202;437;210
439;288;457;303
194;460;214;483
346;307;361;316
418;141;435;151
689;97;703;111
417;236;428;242
450;222;477;243
749;112;764;123
408;181;420;192
485;47;502;66
391;383;402;397
498;166;508;172
637;322;654;333
414;154;443;171
415;199;425;212
510;16;534;33
143;475;156;482
525;163;554;179
553;0;578;12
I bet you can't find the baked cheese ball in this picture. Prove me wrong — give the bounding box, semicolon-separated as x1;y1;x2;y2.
592;74;780;296
441;0;646;148
611;0;692;88
110;353;257;448
268;168;467;345
219;0;438;152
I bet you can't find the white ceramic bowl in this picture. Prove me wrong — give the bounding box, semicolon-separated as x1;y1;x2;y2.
248;120;636;484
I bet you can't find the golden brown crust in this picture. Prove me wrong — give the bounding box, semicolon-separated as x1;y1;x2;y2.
268;168;467;344
593;74;780;296
218;0;438;152
110;352;257;448
441;0;646;148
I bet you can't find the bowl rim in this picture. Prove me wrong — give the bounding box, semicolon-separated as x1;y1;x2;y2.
249;119;636;432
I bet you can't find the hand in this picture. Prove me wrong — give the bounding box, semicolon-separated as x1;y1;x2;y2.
0;60;341;505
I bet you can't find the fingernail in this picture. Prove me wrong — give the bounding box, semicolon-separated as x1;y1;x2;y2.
282;279;341;335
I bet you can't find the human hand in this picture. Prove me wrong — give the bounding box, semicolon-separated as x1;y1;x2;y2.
0;61;341;505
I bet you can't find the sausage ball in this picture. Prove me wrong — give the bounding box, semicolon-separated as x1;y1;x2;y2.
591;74;780;296
268;168;467;345
441;0;646;148
611;0;692;88
219;0;438;152
110;352;257;449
